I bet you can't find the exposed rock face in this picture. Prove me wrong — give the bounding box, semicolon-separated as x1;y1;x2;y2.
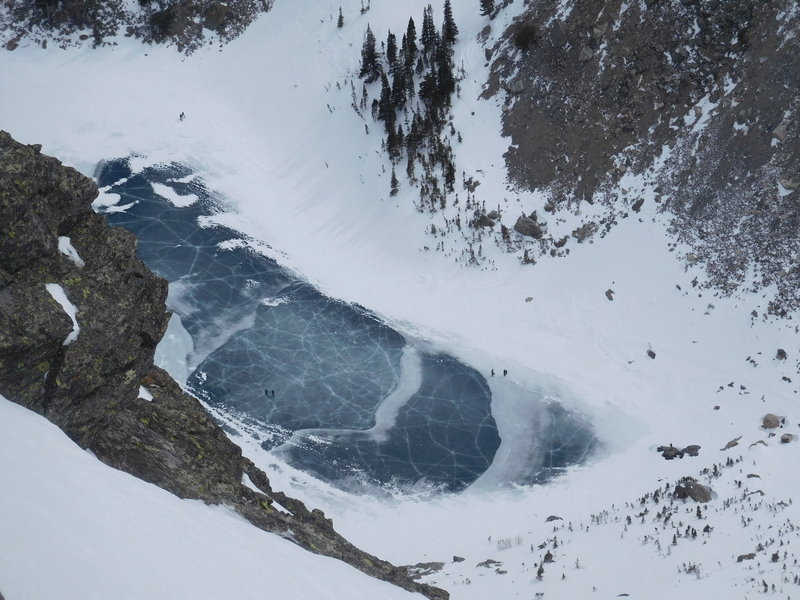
0;132;169;435
762;413;784;429
487;0;800;311
0;131;447;600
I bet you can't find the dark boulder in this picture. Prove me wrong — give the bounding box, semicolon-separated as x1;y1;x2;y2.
737;553;756;562
762;413;784;429
514;214;544;238
681;444;701;457
673;477;712;503
657;445;681;460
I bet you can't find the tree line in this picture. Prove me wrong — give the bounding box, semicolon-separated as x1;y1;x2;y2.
355;1;460;208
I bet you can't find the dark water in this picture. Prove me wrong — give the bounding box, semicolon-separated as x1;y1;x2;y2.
98;159;507;491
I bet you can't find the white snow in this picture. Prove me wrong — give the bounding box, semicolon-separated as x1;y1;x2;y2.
154;312;194;386
45;283;80;345
138;385;153;401
58;235;85;267
151;181;199;207
778;179;794;197
2;1;799;599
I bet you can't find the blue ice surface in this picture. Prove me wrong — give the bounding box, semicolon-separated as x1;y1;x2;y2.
97;158;594;493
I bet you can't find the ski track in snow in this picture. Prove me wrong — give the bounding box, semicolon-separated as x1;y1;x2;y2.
2;1;799;599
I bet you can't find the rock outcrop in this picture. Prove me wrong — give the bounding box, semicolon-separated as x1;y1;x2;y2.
673;477;712;503
0;131;447;600
1;0;270;53
487;0;800;312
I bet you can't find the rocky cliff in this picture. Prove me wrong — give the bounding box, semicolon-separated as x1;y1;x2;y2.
1;0;270;52
0;131;447;600
487;0;799;312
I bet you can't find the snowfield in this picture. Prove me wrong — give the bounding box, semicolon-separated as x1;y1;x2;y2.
2;1;799;599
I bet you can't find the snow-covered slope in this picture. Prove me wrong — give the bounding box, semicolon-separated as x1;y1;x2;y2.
0;395;419;600
2;1;799;599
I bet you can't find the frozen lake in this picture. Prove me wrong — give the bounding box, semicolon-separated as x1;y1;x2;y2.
97;159;594;492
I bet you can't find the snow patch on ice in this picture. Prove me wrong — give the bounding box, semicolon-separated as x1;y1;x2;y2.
151;181;199;208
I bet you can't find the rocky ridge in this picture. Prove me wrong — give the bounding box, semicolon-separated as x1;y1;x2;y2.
0;130;447;600
485;0;799;313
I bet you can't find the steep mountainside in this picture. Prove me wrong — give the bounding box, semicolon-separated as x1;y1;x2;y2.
0;130;446;600
487;0;799;312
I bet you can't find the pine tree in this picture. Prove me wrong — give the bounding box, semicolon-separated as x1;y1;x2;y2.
420;5;436;56
390;167;399;196
359;25;382;83
444;157;455;192
418;68;439;107
442;0;458;44
406;153;415;181
405;17;417;67
378;73;393;122
386;31;397;67
337;6;344;28
396;123;405;152
435;39;455;104
391;68;407;109
480;0;494;17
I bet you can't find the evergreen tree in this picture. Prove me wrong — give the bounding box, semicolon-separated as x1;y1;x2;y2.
415;54;425;75
377;73;396;137
405;17;417;67
405;62;416;99
420;4;436;56
442;0;458;44
390;167;399;196
479;0;494;17
337;6;343;28
386;31;397;67
435;39;455;103
378;73;393;119
359;25;382;83
444;157;455;192
391;68;407;109
418;67;439;108
396;123;405;152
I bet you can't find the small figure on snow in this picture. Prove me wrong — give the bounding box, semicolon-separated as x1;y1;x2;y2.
503;369;508;376
179;112;185;121
491;368;495;377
